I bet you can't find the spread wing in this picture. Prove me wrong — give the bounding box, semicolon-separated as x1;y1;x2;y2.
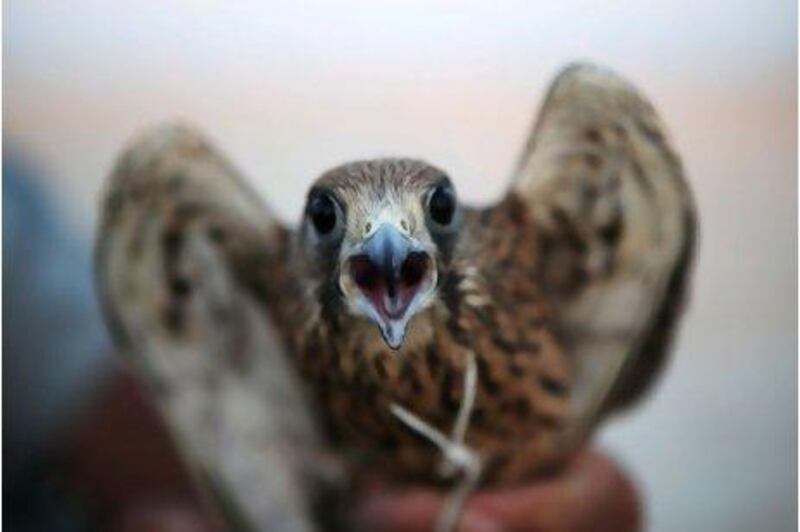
95;124;335;531
508;64;696;437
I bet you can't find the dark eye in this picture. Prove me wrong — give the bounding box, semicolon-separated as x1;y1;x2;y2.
308;193;338;235
428;185;456;226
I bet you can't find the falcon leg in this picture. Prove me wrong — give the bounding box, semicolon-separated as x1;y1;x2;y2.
390;351;482;532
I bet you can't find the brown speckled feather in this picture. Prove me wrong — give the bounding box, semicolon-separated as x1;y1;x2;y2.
95;126;336;531
511;63;696;437
274;190;576;483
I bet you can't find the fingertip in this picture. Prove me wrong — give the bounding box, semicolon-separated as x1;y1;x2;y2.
354;489;442;532
599;454;644;532
113;500;214;532
459;509;504;532
464;450;643;532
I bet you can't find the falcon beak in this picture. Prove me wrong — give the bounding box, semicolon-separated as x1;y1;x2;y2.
346;223;436;350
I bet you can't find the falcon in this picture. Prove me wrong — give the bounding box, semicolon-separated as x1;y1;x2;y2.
96;63;696;531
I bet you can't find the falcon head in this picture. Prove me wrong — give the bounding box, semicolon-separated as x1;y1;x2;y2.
299;159;463;350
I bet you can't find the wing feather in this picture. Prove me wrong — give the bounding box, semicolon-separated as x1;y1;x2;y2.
95;124;333;531
509;63;696;435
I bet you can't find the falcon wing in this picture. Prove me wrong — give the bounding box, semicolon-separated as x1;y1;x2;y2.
95;125;333;531
509;64;696;437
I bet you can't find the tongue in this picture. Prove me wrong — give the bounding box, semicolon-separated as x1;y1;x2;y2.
382;290;407;319
369;282;412;320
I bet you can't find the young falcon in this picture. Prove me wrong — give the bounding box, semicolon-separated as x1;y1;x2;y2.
96;63;695;528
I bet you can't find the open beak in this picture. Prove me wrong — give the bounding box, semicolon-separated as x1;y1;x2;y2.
345;223;435;349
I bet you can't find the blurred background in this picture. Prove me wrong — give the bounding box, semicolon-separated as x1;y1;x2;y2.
3;1;796;531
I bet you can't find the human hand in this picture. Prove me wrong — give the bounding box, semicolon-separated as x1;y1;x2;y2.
355;449;641;532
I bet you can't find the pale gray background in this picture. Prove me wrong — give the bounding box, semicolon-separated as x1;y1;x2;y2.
5;1;797;530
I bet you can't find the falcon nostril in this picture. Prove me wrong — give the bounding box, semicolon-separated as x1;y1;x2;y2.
400;252;429;288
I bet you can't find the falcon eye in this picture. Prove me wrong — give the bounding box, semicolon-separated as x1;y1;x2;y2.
308;193;338;235
428;185;456;226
